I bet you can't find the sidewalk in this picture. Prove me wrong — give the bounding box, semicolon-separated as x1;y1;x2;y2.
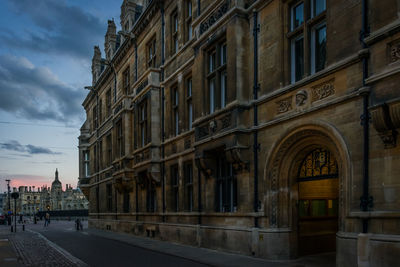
0;225;21;267
86;227;335;267
0;224;84;267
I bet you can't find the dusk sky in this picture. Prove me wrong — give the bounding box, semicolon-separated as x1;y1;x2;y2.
0;0;122;192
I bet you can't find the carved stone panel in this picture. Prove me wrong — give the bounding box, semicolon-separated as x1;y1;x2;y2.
311;79;335;102
276;96;293;114
389;39;400;63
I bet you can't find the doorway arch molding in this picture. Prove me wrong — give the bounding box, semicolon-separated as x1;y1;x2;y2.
263;120;351;230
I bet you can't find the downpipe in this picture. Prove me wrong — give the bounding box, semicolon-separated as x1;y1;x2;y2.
360;0;372;233
253;10;260;228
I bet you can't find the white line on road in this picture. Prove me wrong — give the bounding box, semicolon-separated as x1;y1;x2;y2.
27;229;89;267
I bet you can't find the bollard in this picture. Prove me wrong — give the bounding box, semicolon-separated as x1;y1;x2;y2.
23;225;25;231
10;226;13;232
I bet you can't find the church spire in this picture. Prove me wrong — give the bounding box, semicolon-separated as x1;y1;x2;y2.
55;168;59;181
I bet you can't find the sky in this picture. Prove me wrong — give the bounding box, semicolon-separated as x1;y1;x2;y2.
0;0;122;192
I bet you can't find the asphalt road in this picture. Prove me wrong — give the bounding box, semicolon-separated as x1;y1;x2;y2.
28;221;208;267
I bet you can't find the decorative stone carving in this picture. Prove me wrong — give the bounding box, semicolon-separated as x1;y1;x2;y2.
370;104;398;148
276;97;292;114
199;1;230;35
172;144;177;154
296;90;308;106
311;79;335;102
389;40;400;62
209;120;217;132
220;113;231;129
184;138;191;149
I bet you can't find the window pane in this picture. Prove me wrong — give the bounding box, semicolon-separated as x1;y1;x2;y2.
188;23;192;40
315;25;326;72
209;79;215;113
221;44;226;65
299;200;309;217
175;110;179;135
187;78;192;96
188;1;192;16
221;71;227;108
295;37;304;81
292;2;304;30
188;102;192;130
209;52;215;72
314;0;326;17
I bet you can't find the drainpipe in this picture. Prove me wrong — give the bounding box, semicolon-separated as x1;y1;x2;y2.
198;169;202;224
115;188;118;220
197;0;201;16
252;10;260;228
161;4;166;221
360;0;372;234
135;41;138;82
135;182;139;221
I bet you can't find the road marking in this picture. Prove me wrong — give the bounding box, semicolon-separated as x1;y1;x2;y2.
27;229;89;267
81;232;89;235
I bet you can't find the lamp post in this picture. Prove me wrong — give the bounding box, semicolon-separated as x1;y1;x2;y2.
11;192;19;232
5;179;11;225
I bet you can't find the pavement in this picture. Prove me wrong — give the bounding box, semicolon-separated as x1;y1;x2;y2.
0;220;335;267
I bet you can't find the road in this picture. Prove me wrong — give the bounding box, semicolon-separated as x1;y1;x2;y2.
28;220;208;267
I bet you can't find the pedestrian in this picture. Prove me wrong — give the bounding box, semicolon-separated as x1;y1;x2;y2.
75;218;81;231
44;213;50;227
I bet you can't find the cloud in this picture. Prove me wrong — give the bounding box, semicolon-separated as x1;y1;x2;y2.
0;140;61;155
0;0;106;59
0;54;86;123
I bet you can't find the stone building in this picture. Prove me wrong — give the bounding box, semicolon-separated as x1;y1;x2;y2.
78;0;400;265
2;169;89;214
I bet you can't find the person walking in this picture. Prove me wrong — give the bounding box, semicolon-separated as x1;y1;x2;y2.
44;213;50;227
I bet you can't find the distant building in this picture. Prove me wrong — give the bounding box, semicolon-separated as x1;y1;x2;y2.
2;169;88;214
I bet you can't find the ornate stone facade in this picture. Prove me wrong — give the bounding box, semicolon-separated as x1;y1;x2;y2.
2;169;88;215
78;0;400;265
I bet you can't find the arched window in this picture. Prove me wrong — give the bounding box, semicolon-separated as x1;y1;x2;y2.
298;148;338;181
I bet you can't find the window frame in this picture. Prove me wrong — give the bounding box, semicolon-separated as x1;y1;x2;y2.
171;9;179;55
147;36;157;68
172;85;179;136
186;76;193;130
171;164;179;212
184;162;193;212
206;40;227;114
123;67;130;95
185;0;193;42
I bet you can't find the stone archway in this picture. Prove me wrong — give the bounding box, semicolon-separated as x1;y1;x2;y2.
264;123;350;258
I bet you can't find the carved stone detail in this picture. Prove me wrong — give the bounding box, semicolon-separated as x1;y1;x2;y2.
199;1;230;35
371;104;398;149
379;130;397;149
389;40;400;62
184;138;191;149
221;114;231;129
311;79;335;102
296;90;308;106
276;97;293;114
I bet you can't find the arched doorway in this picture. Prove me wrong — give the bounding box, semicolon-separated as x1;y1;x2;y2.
297;148;338;256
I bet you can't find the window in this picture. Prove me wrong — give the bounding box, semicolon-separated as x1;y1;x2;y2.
172;85;179;136
98;140;103;170
186;77;193;130
147;37;156;68
291;2;304;31
139;101;148;147
171;10;179;55
84;151;90;177
146;180;156;212
171;165;179;212
123;192;130;213
106;134;112;166
185;1;192;42
311;0;326;18
116;120;124;158
93;145;97;173
311;23;326;73
291;35;304;82
106;184;112;212
207;41;227;114
216;158;237;212
289;1;327;83
106;89;111;117
123;67;130;95
92;105;97;131
184;162;193;212
99;99;103;125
